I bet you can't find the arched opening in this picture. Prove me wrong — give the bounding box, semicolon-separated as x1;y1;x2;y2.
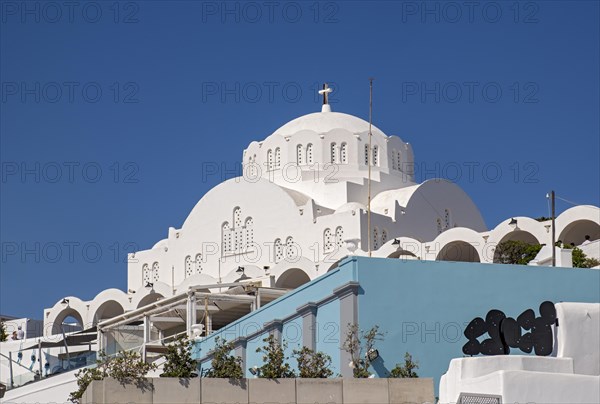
493;230;541;264
498;230;539;244
92;300;125;324
137;292;164;309
437;241;480;263
51;309;84;335
559;220;600;246
275;268;311;289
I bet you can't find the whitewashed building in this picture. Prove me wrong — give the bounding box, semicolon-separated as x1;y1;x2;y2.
40;90;600;337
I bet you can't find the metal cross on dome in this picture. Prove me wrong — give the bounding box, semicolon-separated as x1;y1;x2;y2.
318;83;332;105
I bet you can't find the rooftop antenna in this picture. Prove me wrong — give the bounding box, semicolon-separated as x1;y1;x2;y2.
319;83;332;112
367;78;374;257
547;190;556;266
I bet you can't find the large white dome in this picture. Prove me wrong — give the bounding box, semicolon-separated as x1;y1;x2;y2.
271;111;387;138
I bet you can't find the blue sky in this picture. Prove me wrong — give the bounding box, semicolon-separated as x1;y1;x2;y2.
1;1;599;318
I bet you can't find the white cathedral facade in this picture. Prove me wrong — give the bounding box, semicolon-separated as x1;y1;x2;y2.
42;93;600;336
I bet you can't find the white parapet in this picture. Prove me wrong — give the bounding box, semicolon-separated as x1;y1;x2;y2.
439;302;600;404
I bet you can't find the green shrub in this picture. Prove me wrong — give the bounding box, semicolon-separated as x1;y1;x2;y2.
160;335;198;378
204;337;243;378
342;323;384;378
493;240;542;265
389;352;419;378
292;347;333;378
69;351;156;403
255;334;295;378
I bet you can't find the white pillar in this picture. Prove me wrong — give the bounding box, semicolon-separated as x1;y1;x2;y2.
186;291;197;338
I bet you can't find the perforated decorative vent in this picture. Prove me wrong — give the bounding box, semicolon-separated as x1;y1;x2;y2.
285;236;297;260
324;228;334;253
195;254;202;274
373;227;379;250
335;226;344;249
296;144;303;165
274;239;284;263
152;262;159;281
330;142;337;163
275;147;281;168
306;144;313;164
267;149;274;170
185;256;193;277
373;146;379;166
142;264;151;284
340;143;347;164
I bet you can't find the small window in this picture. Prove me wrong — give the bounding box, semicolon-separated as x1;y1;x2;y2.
391;149;397;170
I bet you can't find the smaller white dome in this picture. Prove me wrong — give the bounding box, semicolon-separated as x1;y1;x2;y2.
335;202;367;214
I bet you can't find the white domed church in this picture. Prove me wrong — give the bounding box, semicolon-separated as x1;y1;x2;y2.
42;87;599;335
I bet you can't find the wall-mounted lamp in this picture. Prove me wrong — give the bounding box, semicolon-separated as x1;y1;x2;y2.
249;366;260;376
366;348;379;362
191;324;205;339
392;238;400;245
145;282;154;290
509;218;518;230
61;298;69;306
236;266;245;275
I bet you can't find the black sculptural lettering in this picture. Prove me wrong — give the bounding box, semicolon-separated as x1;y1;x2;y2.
463;301;556;356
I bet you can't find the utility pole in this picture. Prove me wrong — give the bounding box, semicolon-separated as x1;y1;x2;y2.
367;78;374;257
551;190;556;266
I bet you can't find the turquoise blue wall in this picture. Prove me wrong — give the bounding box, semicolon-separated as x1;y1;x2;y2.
193;264;356;377
353;257;600;391
193;256;599;390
